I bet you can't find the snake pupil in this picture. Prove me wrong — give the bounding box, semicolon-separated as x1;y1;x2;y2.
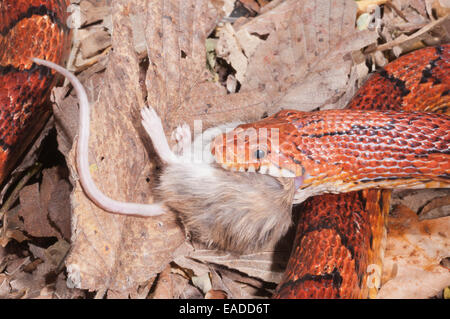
255;149;265;159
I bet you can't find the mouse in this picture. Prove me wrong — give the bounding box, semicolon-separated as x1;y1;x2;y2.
32;58;296;253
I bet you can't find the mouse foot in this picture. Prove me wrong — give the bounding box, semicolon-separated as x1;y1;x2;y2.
172;123;192;158
141;107;179;164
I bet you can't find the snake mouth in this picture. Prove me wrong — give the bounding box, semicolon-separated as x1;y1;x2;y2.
220;163;296;178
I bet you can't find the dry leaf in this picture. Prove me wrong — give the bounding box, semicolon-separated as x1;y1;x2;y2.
378;205;450;298
1;239;78;299
192;272;212;295
240;0;261;14
375;15;450;52
45;240;71;268
0;119;54;206
392;189;450;219
186;249;287;284
216;0;378;115
48;178;72;241
205;289;228;299
0;206;27;247
151;264;174;299
171;273;192;299
239;0;378;111
65;0;185;293
80;29;111;60
19;186;58;238
216;23;262;83
17;167;70;239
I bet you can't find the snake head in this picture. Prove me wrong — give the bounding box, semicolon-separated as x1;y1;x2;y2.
211;116;304;178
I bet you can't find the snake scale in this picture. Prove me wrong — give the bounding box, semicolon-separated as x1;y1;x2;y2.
2;0;449;299
212;44;449;298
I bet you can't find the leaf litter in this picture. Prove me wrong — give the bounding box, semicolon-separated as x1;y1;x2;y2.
0;0;449;298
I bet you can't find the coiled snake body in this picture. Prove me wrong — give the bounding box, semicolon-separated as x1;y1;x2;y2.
0;0;71;185
213;44;449;298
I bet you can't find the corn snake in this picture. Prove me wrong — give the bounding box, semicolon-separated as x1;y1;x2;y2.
212;44;449;298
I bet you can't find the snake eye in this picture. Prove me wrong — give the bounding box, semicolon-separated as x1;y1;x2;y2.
254;149;266;160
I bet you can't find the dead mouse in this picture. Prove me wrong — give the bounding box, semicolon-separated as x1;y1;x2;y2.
32;58;295;253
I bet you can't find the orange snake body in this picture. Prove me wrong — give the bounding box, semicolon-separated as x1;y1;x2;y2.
0;0;71;185
213;44;450;298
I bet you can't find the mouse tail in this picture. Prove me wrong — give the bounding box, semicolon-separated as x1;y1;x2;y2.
32;58;165;217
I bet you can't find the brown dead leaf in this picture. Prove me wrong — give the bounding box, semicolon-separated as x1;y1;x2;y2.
209;267;272;299
80;29;111;60
3;256;46;298
419;195;450;218
0;206;27;247
0;119;54;206
185;249;287;284
48;178;72;241
1;239;83;299
172;242;277;298
391;189;450;219
19;185;57;239
18;167;70;239
79;0;112;28
378;205;450;298
171;273;192;299
0;273;9;297
218;272;255;298
432;0;450;17
151;264;174;299
205;289;228;299
241;0;378;111
45;240;71;269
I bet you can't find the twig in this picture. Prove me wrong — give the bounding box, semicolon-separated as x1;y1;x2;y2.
366;15;449;53
385;1;409;23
